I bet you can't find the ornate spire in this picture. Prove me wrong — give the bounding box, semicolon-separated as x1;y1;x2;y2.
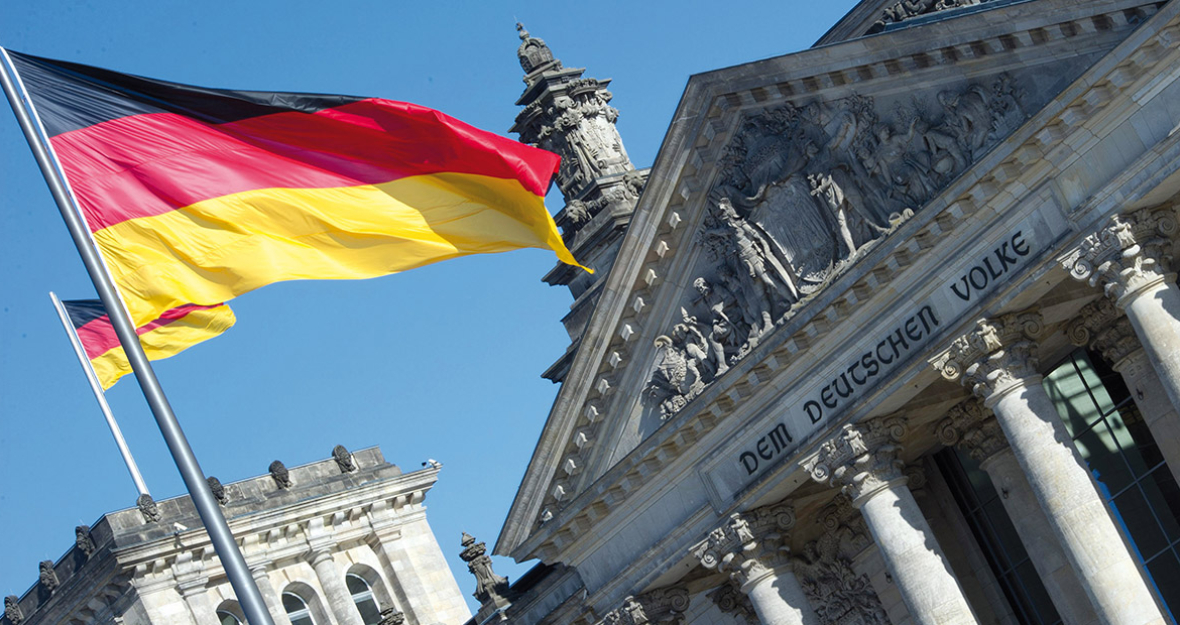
516;23;558;78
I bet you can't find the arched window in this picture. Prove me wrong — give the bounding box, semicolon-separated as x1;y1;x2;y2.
346;573;383;624
215;599;244;625
283;592;316;625
217;611;242;625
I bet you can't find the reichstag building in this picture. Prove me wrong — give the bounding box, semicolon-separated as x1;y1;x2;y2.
476;0;1180;624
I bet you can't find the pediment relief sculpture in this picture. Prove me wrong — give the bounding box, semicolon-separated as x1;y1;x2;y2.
643;75;1027;420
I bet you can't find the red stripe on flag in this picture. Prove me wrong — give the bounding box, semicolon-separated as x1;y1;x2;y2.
75;303;224;360
50;99;560;232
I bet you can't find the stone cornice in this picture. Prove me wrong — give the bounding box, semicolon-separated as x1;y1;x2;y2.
499;0;1180;569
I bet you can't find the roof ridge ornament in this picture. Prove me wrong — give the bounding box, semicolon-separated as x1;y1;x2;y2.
516;22;559;77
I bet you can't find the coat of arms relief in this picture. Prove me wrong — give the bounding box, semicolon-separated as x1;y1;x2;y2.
645;75;1027;419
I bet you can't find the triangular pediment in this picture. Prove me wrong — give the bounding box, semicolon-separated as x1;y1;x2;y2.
497;0;1159;560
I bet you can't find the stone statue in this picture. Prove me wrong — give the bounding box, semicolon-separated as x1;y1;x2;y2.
75;525;95;558
378;609;406;625
808;172;884;258
269;460;291;489
137;494;161;523
332;445;357;473
207;476;228;505
459;533;511;607
4;595;22;624
39;561;58;593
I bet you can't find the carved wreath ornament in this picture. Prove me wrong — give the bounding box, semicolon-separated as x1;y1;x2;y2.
645;76;1027;419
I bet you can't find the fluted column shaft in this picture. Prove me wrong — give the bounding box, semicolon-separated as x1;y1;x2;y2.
250;564;293;625
807;417;978;625
935;312;1164;624
1120;276;1180;413
742;565;817;625
940;401;1099;625
310;550;365;625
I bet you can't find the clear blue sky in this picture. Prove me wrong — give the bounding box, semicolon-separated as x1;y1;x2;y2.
0;0;858;613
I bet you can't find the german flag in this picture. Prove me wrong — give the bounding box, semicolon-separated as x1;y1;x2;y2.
64;300;236;389
8;50;582;327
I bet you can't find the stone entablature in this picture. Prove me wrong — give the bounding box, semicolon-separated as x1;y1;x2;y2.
5;447;469;625
498;0;1180;615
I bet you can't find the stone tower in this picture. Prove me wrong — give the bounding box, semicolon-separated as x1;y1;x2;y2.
510;23;648;383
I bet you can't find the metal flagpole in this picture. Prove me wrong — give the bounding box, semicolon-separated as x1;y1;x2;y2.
0;49;276;625
49;292;152;497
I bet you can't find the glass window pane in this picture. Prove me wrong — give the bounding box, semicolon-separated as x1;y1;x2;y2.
218;612;241;625
347;574;369;595
1075;421;1134;494
357;597;382;624
1146;551;1180;623
282;594;305;613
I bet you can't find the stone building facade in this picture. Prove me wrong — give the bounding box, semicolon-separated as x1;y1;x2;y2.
3;447;470;625
483;1;1180;624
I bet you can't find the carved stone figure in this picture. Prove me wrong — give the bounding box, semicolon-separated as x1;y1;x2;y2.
137;494;161;523
601;588;689;625
269;460;292;489
39;561;59;593
869;0;987;33
332;444;357;473
5;595;22;624
207;476;228;505
459;533;511;607
808;172;885;258
75;525;95;558
646;335;704;419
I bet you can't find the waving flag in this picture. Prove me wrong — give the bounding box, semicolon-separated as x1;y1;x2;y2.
63;300;235;389
8;50;582;327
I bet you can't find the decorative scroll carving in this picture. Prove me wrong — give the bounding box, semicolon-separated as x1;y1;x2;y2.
460;532;511;607
137;494;161;523
935;398;1008;462
1061;207;1178;302
869;0;993;33
75;525;95;558
930;310;1044;400
690;503;797;587
601;587;690;625
646;76;1026;419
332;444;357;473
38;561;58;593
378;609;406;625
4;595;22;624
706;580;758;625
269;460;292;490
805;415;907;502
207;476;228;505
1067;297;1143;368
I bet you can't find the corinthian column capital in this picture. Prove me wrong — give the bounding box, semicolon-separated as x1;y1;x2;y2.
1066;297;1143;369
931;310;1044;401
1061;206;1178;303
690;503;796;588
805;415;907;503
935;398;1008;462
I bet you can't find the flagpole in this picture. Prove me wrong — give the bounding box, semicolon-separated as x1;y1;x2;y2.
1;50;276;625
50;292;152;497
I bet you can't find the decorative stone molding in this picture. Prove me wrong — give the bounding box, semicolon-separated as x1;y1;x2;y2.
38;561;58;593
705;580;758;625
600;587;690;625
4;595;22;624
690;503;797;587
796;538;889;625
868;0;998;34
805;415;907;503
136;494;161;523
207;476;228;506
816;495;872;559
459;532;511;608
935;398;1008;462
75;525;95;558
1061;206;1178;303
1066;297;1142;367
378;609;406;625
269;460;292;490
333;444;357;473
930;311;1044;400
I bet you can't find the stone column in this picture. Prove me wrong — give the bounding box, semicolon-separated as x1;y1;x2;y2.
1062;206;1180;414
805;415;978;625
937;399;1099;625
690;503;819;625
1067;296;1180;486
933;311;1164;624
249;563;293;625
173;551;219;625
309;549;365;625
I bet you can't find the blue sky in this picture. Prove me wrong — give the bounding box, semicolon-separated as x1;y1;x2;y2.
0;0;858;613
